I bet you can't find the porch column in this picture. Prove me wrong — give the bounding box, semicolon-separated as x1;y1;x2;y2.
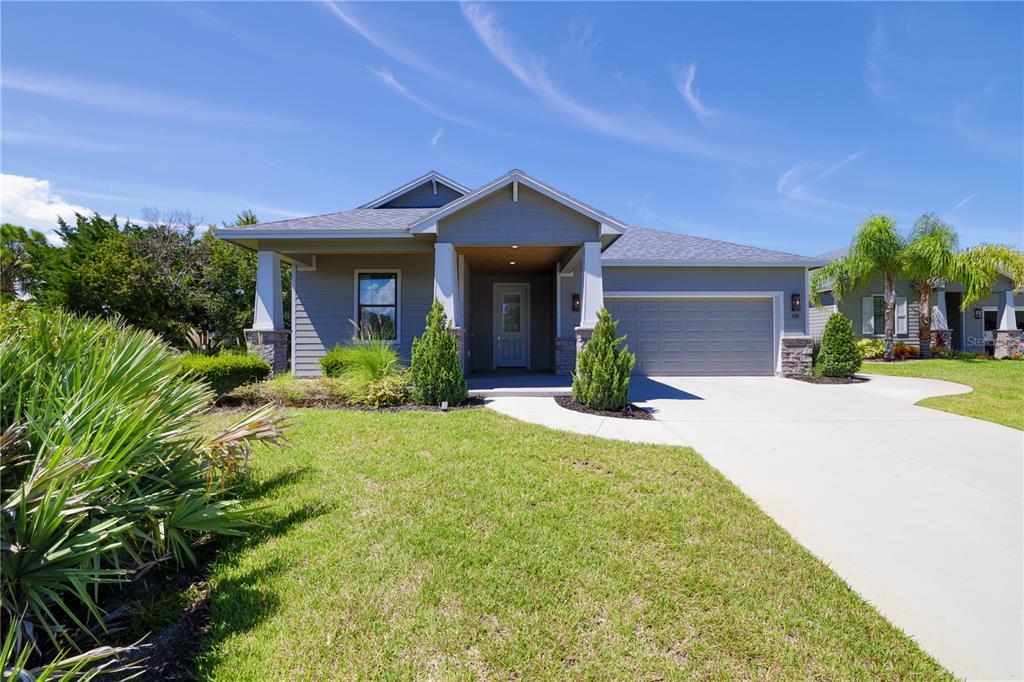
579;241;604;328
933;289;949;330
994;290;1019;358
433;242;457;322
246;250;289;375
253;250;283;330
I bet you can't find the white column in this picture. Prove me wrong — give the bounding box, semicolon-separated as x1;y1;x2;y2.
579;241;604;328
433;242;457;323
455;253;466;328
253;250;283;330
933;290;949;330
998;290;1017;330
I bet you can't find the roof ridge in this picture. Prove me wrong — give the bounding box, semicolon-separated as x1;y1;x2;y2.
625;224;812;260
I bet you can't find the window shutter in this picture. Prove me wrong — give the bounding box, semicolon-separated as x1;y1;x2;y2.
862;297;874;334
896;297;908;335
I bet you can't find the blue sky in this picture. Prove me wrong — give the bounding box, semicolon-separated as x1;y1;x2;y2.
2;1;1021;254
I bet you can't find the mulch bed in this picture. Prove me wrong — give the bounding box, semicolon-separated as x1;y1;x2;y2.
790;375;870;385
216;396;487;412
554;395;654;420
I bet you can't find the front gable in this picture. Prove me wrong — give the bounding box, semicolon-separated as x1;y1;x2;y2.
360;171;469;209
437;184;601;245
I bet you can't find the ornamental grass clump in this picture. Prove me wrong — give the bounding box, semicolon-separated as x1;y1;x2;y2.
0;305;286;670
572;308;636;411
814;313;862;378
410;301;467;406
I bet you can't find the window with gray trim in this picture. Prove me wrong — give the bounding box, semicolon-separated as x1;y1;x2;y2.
357;273;398;340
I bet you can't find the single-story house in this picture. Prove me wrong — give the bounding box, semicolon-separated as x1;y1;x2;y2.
809;248;1023;357
215;169;827;377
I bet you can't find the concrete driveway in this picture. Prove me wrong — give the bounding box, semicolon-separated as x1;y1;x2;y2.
486;375;1023;681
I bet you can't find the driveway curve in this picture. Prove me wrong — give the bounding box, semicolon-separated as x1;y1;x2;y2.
486;375;1023;681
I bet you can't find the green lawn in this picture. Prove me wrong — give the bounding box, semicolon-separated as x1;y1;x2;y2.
194;408;950;680
861;358;1024;430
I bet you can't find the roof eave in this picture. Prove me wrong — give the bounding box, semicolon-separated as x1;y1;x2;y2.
602;259;828;268
213;228;415;240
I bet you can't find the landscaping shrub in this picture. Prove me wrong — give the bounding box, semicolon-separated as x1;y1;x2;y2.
177;349;270;396
320;341;407;406
572;308;636;411
893;341;920;360
228;374;351;407
814;313;862;378
410;301;467;406
857;338;885;360
363;373;412;408
0;305;285;669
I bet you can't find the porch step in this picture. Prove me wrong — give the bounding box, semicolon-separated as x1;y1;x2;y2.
468;386;572;398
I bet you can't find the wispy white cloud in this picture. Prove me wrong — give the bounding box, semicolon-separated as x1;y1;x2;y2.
567;16;602;58
864;19;893;100
947;193;976;213
2;129;128;152
1;174;96;241
777;151;868;213
324;1;459;86
431;128;444;146
2;70;293;129
671;63;717;124
367;66;508;137
953;85;1021;154
460;2;724;159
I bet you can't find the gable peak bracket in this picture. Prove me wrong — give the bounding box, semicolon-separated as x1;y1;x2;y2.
512;179;519;203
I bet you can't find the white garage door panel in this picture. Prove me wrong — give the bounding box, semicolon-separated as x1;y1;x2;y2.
607;297;774;376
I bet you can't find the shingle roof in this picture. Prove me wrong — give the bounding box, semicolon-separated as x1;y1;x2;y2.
227;207;437;232
818;247;848;262
602;226;823;264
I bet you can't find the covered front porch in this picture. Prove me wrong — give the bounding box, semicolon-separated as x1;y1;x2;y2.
433;240;606;376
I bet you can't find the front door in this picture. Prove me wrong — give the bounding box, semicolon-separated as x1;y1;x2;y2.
493;283;529;368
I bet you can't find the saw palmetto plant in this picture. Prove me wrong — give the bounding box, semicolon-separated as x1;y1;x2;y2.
0;305;287;672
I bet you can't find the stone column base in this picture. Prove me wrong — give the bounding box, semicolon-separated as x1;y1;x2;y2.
554;336;576;376
993;329;1020;359
779;336;813;377
449;326;467;374
574;327;594;354
245;329;290;376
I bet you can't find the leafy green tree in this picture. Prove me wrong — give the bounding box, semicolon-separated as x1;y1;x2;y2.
410;300;467;406
572;308;636;411
811;215;906;361
0;224;54;301
815;313;861;377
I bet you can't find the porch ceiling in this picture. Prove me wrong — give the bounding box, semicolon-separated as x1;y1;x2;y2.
459;245;571;274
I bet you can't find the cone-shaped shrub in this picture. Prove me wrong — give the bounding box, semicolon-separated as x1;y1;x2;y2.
411;300;467;406
815;313;862;377
572;308;636;410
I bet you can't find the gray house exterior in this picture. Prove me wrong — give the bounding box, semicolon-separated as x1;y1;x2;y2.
810;248;1023;357
215;170;825;378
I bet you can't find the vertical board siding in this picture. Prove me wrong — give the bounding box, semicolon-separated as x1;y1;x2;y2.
381;181;462;208
438;185;599;245
292;253;433;376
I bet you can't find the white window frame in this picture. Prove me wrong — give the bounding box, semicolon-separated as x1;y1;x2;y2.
864;294;908;337
353;269;402;344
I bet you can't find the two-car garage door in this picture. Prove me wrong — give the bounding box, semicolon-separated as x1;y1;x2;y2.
606;297;775;376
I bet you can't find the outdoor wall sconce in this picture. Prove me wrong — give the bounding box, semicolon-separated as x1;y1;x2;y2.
572;294;581;312
791;293;801;313
974;308;982;319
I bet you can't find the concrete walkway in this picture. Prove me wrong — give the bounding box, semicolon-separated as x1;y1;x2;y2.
486;375;1023;681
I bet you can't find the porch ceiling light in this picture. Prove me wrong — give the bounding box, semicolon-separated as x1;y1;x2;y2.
509;261;516;265
511;244;519;249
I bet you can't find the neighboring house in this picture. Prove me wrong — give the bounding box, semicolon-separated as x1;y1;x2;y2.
810;247;1023;356
215;169;824;377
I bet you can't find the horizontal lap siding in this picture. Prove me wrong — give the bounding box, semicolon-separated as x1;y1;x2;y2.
292;253;433;376
438;185;599;245
837;277;921;347
809;305;836;339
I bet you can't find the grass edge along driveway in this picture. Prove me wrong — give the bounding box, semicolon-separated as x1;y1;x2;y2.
194;408;953;680
861;358;1023;430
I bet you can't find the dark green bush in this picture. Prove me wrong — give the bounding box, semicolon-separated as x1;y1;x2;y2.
410;301;467;406
815;313;862;377
177;350;270;396
572;308;636;411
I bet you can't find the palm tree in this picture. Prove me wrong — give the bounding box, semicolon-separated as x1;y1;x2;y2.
901;214;958;358
811;214;906;361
